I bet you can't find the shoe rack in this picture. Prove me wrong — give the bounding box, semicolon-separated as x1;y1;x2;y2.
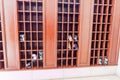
0;0;119;70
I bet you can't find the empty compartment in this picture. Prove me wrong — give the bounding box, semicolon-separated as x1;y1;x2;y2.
103;15;106;23
18;1;23;10
99;0;102;4
73;59;77;65
73;51;77;57
0;42;3;50
25;2;29;10
106;33;109;40
18;12;23;21
103;6;107;14
64;4;68;12
38;60;43;67
93;15;96;22
75;14;79;22
94;58;97;64
96;41;99;48
25;23;30;31
107;25;110;31
102;24;105;31
68;59;71;65
38;13;43;21
101;33;104;40
108;15;111;23
94;5;97;13
58;0;62;2
32;32;37;40
104;0;107;4
97;24;100;31
92;33;95;40
38;32;43;40
26;42;31;50
100;50;103;56
57;60;61;66
69;23;73;31
32;42;37;49
20;52;25;59
95;50;98;55
69;14;73;22
31;2;36;11
76;0;79;3
63;33;67;40
32;13;36;21
58;23;62;31
32;23;37;31
93;24;96;31
96;33;100;40
38;42;43;49
38;2;42;11
109;0;112;4
58;33;62;40
104;50;108;56
58;14;62;22
70;4;73;12
105;41;109;48
91;50;94;57
20;42;25;50
74;24;78;31
97;15;101;22
70;0;74;2
38;23;43;31
25;13;30;21
63;51;66;57
63;23;67;31
100;41;104;48
90;58;93;65
62;59;66;66
26;32;31;40
64;0;68;2
33;61;37;67
0;32;2;41
94;0;98;4
58;3;62;12
19;22;24;31
98;6;102;13
57;42;62;49
75;4;79;12
26;51;31;59
63;42;67;49
57;51;61;58
64;14;68;22
20;61;25;68
68;51;72;57
0;52;4;60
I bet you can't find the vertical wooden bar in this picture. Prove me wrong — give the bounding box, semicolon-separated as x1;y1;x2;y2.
4;0;19;70
45;0;56;68
79;0;93;66
109;0;120;65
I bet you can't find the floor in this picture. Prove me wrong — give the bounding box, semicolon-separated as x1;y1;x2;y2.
51;75;120;80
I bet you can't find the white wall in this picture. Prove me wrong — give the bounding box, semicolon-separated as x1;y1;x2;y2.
117;49;120;76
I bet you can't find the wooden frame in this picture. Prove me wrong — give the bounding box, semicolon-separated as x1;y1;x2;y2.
0;0;119;70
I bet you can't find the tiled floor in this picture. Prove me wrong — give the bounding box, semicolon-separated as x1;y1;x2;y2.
51;75;120;80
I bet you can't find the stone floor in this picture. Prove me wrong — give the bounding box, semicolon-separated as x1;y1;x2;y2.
51;75;120;80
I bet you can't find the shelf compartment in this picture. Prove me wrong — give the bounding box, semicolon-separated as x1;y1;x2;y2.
90;0;114;66
57;0;80;67
17;0;44;69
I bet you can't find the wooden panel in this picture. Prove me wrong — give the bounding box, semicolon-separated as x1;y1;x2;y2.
79;0;92;66
109;0;120;65
45;0;56;68
3;0;19;69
